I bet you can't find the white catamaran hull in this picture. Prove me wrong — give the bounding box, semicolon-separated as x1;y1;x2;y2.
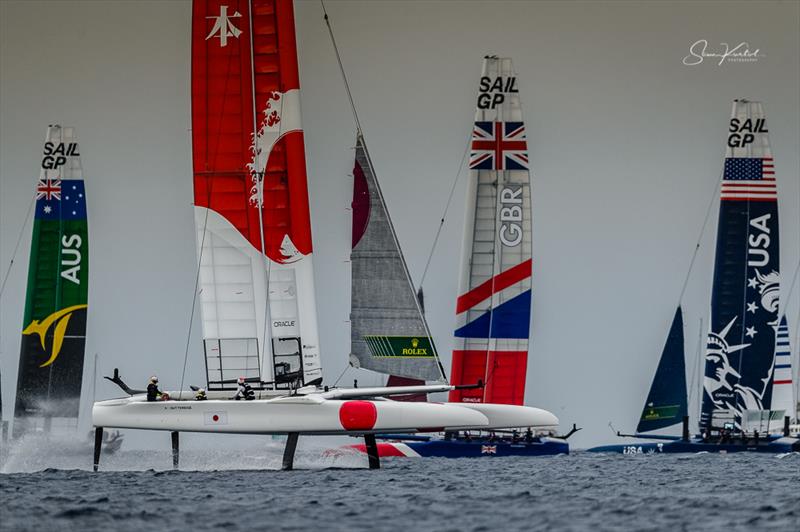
452;403;559;431
92;394;491;435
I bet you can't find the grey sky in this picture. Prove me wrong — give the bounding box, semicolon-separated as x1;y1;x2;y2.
1;1;798;449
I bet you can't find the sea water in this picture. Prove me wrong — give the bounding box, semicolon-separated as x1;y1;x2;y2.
1;439;798;531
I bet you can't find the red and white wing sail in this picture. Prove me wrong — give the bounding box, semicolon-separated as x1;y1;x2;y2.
191;0;321;388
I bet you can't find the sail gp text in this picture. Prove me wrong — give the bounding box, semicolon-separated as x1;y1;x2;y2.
477;76;518;109
41;142;79;169
727;118;767;148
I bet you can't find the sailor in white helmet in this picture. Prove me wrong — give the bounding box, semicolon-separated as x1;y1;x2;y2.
146;376;162;402
233;376;255;401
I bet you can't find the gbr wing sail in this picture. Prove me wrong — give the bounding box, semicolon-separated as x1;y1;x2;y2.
191;0;321;389
449;57;532;405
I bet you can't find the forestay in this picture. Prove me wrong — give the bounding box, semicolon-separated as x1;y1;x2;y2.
349;135;446;383
449;57;532;405
191;0;321;389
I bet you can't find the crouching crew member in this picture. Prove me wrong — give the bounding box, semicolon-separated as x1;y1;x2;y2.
234;376;255;401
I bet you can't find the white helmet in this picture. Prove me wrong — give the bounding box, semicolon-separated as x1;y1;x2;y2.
150;375;158;384
198;388;205;394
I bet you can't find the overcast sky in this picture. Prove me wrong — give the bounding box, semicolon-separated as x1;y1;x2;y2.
1;1;798;449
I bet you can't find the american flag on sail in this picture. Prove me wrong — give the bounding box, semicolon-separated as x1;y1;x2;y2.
720;157;776;201
469;122;528;170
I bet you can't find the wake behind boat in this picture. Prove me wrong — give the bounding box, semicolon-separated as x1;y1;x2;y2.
588;100;800;455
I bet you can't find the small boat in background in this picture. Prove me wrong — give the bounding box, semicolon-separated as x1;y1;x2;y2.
1;125;122;456
589;100;799;454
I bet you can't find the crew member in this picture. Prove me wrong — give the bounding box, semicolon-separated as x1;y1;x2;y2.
234;376;255;401
147;376;161;402
195;388;207;401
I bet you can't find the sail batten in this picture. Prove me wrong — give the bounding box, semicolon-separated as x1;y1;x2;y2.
349;135;445;383
700;100;780;430
449;57;532;405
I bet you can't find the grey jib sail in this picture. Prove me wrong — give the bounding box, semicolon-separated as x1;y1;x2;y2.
349;134;445;382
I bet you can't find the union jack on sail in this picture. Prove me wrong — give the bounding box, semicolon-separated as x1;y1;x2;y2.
469;121;528;170
36;179;61;201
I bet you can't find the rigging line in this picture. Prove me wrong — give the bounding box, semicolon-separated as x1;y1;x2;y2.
179;203;211;395
248;0;274;382
320;0;361;133
419;64;484;290
782;261;800;316
419;132;471;289
677;163;725;304
322;1;446;381
332;362;350;387
0;194;36;301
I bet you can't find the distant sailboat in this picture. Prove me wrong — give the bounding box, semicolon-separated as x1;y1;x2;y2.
589;100;799;454
13;125;89;436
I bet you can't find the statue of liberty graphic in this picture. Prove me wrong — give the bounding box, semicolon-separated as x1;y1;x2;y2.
703;316;769;425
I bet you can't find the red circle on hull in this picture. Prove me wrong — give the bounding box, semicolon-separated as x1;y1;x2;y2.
339;400;378;431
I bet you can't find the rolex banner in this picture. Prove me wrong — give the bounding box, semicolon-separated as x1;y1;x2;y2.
14;126;88;421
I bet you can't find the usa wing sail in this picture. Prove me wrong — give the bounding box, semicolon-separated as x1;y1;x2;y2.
349;135;446;383
14;125;89;431
700;100;780;430
192;0;321;389
449;57;532;405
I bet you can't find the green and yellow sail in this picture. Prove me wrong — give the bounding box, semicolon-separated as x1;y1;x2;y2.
14;126;88;425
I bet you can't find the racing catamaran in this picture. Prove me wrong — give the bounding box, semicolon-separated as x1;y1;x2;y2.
346;56;570;459
14;125;89;437
91;0;552;470
589;100;799;454
6;126;122;453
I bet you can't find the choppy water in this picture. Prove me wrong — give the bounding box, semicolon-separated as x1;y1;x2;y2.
1;438;798;532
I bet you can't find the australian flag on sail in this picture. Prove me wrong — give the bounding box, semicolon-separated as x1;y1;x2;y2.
35;179;86;221
469;122;528;170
